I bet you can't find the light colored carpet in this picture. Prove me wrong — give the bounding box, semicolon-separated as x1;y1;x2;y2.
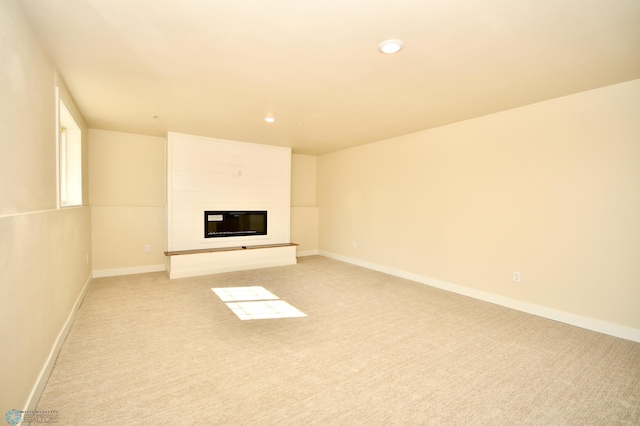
36;256;640;425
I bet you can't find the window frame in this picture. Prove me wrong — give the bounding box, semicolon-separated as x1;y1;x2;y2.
56;88;82;207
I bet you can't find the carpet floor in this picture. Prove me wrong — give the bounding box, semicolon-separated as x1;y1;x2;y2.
36;256;640;425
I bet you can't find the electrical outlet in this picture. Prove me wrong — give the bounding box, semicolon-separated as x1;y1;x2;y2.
352;241;357;248
144;245;151;253
513;271;521;282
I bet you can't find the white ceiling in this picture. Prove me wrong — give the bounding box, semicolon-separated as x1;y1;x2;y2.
21;0;640;155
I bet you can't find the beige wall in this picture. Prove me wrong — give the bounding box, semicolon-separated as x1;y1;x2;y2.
89;130;165;274
0;0;92;411
291;154;318;255
90;132;318;273
318;80;640;331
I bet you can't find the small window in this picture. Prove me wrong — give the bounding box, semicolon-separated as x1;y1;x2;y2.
58;93;82;207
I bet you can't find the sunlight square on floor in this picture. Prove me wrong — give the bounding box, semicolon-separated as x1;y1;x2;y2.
225;300;307;320
211;286;279;302
211;286;307;320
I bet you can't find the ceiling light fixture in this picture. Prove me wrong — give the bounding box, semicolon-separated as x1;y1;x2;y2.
378;39;404;54
264;117;276;123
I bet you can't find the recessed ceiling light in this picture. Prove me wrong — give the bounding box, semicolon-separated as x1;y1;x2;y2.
264;117;276;123
378;39;404;54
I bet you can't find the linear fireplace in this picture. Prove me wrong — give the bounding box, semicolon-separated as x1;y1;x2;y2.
204;211;267;238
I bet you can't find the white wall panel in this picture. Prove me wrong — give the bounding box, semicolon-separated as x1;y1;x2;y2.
167;246;297;278
167;132;291;252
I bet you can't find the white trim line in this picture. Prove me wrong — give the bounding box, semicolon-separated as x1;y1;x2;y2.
296;250;319;257
92;264;166;278
24;273;92;412
0;205;86;219
319;251;640;343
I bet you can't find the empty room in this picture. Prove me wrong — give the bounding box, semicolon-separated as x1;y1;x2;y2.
1;0;639;424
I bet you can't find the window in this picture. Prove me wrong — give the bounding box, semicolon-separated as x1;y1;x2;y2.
57;91;82;207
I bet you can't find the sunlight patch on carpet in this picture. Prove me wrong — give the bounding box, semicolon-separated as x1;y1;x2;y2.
211;286;307;320
225;300;307;320
212;286;278;302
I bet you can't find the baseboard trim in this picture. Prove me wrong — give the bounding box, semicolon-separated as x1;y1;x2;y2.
92;264;166;278
24;273;92;412
296;250;319;257
318;251;640;343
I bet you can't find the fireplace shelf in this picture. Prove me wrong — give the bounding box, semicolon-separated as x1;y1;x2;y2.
164;242;298;257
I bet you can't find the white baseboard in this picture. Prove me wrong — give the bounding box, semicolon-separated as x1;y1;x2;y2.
319;251;640;343
92;264;166;278
296;250;319;257
24;273;92;412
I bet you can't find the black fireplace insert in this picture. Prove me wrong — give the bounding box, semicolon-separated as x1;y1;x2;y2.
204;211;267;238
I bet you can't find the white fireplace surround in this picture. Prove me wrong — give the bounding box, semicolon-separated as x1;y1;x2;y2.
165;132;296;278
